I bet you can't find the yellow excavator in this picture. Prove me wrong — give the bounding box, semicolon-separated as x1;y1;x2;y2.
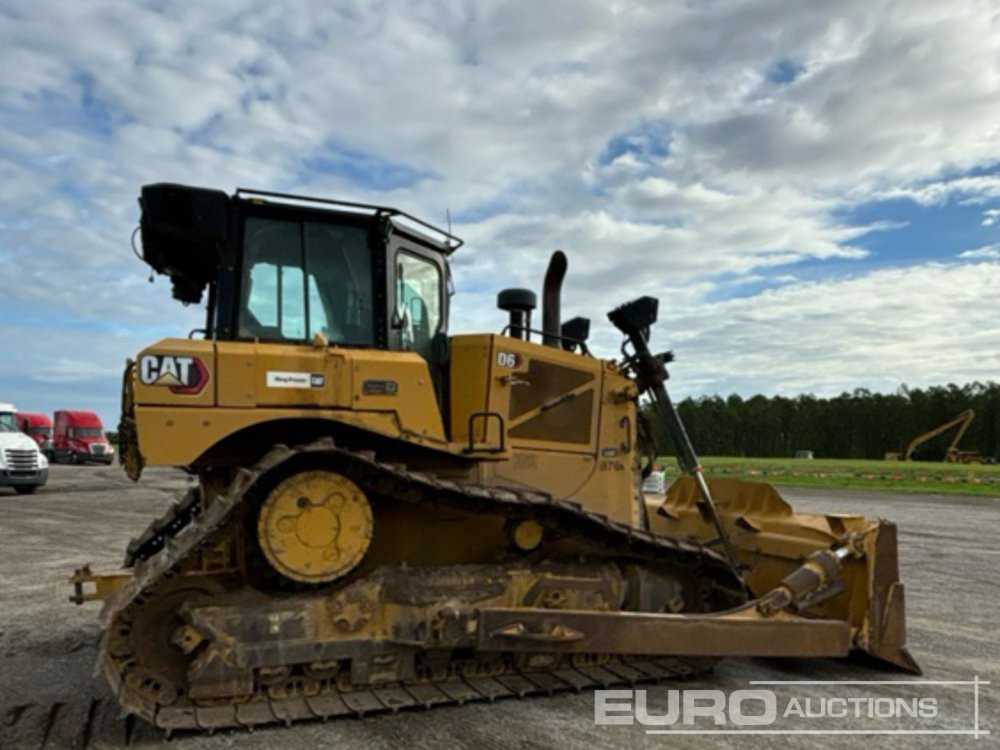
886;409;982;463
70;184;917;733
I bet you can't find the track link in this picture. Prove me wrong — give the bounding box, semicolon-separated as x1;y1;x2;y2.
124;487;201;566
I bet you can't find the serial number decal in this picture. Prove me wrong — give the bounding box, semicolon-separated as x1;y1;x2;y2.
362;379;399;396
266;371;325;389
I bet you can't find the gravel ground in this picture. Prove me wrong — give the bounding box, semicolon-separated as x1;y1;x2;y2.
0;465;995;749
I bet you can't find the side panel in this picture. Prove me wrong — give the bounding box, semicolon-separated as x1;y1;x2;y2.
449;333;639;525
492;362;640;526
448;335;494;446
449;333;605;455
487;335;603;455
588;366;641;526
216;342;352;409
130;339;448;468
134;407;413;466
352;351;445;440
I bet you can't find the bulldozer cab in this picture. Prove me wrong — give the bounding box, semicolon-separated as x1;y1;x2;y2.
139;184;458;377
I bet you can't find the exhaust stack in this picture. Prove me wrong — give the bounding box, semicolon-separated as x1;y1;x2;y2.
542;250;567;348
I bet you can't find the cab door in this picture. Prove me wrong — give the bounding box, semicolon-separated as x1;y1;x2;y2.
387;234;449;388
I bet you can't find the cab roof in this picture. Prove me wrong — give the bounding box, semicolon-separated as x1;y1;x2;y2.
235;188;463;255
55;410;104;424
17;413;51;424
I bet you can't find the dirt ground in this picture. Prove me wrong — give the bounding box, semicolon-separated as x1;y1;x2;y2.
0;465;995;749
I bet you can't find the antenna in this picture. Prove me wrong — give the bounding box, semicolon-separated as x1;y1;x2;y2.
446;207;452;237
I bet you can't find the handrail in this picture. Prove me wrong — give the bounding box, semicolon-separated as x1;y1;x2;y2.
234;187;464;251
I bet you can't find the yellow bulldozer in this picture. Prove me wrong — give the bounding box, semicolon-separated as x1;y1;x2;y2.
70;184;917;733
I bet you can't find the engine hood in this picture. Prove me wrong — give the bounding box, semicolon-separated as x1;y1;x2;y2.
0;432;41;452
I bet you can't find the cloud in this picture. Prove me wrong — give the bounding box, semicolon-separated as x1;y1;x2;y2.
957;244;1000;260
0;0;998;428
877;175;1000;207
660;261;1000;399
301;142;437;190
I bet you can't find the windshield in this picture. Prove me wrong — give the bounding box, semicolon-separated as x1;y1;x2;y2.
70;427;104;438
29;427;52;436
238;216;374;345
0;413;15;433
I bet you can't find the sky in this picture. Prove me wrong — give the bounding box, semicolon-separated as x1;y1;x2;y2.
1;0;998;430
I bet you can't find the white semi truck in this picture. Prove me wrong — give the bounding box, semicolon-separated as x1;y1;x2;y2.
0;403;49;495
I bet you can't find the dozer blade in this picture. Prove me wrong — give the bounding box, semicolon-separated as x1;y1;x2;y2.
649;476;920;674
857;520;919;673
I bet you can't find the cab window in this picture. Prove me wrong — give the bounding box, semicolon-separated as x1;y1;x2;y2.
238;216;374;345
395;252;442;361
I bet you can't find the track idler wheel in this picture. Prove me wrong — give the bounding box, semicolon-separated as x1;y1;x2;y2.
126;577;225;706
257;470;373;584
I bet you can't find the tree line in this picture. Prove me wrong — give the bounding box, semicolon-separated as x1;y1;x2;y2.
644;382;1000;460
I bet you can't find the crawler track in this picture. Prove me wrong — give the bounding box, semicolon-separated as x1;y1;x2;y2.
3;656;711;746
98;438;743;733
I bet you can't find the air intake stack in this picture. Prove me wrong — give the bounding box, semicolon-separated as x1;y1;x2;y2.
497;288;537;340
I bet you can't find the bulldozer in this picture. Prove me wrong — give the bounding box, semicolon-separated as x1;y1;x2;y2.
69;184;918;733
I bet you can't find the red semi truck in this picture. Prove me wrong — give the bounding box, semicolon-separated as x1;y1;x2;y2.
52;410;115;465
16;413;53;458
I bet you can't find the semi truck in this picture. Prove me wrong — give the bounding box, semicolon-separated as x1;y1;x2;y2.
0;404;49;495
52;410;115;465
16;412;53;458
